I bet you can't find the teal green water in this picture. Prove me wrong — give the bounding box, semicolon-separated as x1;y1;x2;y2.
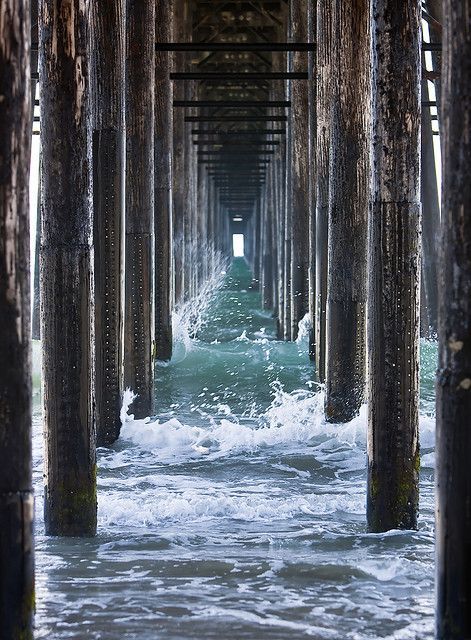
33;258;436;639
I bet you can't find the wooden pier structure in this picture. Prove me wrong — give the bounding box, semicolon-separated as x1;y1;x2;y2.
0;0;469;638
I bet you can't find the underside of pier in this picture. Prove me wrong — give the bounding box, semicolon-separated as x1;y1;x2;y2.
1;0;470;638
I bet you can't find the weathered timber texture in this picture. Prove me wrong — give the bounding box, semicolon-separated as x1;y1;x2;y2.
155;0;173;361
91;0;125;445
32;165;41;340
436;1;471;637
315;0;333;382
263;166;274;310
276;152;286;339
325;0;370;422
31;0;41;342
289;0;310;341
308;0;317;362
367;0;421;532
0;1;34;636
40;0;97;536
124;0;155;417
283;62;292;340
172;0;187;305
420;76;440;336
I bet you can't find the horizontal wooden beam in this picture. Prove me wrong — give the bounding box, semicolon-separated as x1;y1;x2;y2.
197;150;275;155
157;42;315;52
192;128;285;134
186;115;287;122
193;140;279;145
171;72;308;80
174;100;290;108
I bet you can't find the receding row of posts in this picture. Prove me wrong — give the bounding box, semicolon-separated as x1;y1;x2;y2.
250;0;421;534
1;0;471;637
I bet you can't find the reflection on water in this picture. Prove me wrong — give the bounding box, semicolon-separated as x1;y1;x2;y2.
33;258;436;639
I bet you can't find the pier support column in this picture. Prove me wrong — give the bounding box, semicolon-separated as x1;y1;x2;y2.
289;0;310;340
124;0;155;417
172;0;187;305
32;168;41;341
308;0;317;362
0;1;34;634
155;0;173;361
315;0;333;382
367;0;421;532
325;0;370;422
420;76;440;336
40;0;97;535
91;0;125;445
436;1;471;636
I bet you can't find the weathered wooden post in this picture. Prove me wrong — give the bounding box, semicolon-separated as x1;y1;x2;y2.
91;0;125;445
325;0;370;422
32;169;41;341
283;70;292;340
315;0;333;382
31;1;41;342
155;0;173;361
367;0;421;532
276;151;286;338
40;0;97;535
172;0;187;305
0;1;34;634
308;0;317;361
289;0;310;340
420;75;440;336
263;167;274;310
124;0;156;417
436;1;471;636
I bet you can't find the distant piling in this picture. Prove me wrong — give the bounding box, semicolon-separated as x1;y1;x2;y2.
367;0;421;533
124;0;156;418
0;1;34;635
325;0;370;422
289;0;310;341
155;0;174;362
91;0;125;445
420;74;440;336
315;0;333;383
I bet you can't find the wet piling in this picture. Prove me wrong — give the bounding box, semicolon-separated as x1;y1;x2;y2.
0;1;34;634
367;0;421;533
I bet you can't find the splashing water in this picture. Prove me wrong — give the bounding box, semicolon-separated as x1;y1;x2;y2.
33;258;436;639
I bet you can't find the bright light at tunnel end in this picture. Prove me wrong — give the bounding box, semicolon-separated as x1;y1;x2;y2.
232;234;245;257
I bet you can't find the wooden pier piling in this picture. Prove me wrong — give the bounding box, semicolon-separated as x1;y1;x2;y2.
124;0;156;418
314;0;333;383
289;0;310;341
155;0;174;362
325;0;370;422
436;1;471;636
0;1;34;634
91;0;125;445
367;0;421;532
40;0;97;536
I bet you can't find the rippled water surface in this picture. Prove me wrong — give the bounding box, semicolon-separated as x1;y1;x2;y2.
33;258;436;639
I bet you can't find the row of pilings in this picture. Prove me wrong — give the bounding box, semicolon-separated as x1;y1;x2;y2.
0;0;469;638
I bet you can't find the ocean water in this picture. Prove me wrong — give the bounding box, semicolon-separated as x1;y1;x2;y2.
32;258;436;639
